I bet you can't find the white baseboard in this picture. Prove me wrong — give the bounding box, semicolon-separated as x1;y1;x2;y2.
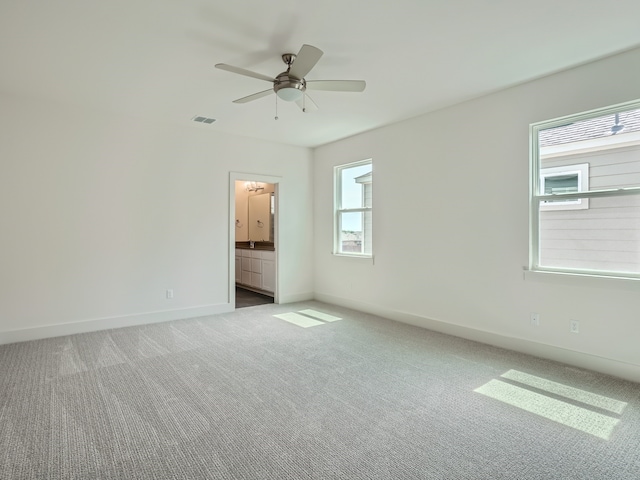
0;303;234;346
314;292;640;384
278;292;314;304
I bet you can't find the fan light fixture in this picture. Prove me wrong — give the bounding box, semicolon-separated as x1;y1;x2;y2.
276;87;303;101
274;72;305;102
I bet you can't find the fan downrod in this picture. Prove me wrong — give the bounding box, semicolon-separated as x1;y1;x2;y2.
282;53;296;68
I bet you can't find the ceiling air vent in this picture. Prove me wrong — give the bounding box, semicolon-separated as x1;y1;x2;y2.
192;116;216;124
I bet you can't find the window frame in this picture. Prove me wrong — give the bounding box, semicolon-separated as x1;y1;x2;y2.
529;99;640;279
334;159;373;257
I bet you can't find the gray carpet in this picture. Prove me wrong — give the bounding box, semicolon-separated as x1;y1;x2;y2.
1;301;639;479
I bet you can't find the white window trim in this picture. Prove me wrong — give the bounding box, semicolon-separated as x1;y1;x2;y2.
529;99;640;280
334;159;373;258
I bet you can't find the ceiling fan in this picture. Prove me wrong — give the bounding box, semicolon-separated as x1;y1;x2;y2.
215;44;366;111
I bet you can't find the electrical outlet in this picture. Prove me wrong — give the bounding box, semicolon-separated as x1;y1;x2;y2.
570;320;580;334
166;289;174;299
530;313;540;327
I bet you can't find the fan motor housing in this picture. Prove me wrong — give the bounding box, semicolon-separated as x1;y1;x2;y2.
274;72;306;100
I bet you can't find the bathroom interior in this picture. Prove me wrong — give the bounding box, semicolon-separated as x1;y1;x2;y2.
234;180;276;308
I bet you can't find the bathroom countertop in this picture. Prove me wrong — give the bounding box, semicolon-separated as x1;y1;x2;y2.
235;241;275;251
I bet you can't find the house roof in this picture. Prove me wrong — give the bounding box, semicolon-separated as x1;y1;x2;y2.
354;172;372;184
539;108;640;147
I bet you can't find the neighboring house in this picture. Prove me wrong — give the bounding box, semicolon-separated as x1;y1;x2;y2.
538;109;640;272
340;231;363;253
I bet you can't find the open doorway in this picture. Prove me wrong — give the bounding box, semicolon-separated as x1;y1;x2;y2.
229;173;280;309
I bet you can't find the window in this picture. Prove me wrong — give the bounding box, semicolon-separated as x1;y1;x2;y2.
540;164;589;210
334;159;372;256
530;100;640;277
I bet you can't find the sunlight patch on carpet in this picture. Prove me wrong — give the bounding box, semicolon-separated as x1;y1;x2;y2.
298;309;342;322
475;376;622;440
500;370;627;414
273;312;324;328
273;309;342;328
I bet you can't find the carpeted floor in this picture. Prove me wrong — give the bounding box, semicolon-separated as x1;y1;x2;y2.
1;301;639;479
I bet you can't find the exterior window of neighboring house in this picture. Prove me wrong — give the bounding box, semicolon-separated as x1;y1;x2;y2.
540;164;589;211
530;101;640;277
334;159;372;256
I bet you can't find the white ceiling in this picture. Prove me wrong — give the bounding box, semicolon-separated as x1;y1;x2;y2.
2;1;640;148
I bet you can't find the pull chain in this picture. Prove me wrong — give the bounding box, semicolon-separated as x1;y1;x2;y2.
275;94;278;120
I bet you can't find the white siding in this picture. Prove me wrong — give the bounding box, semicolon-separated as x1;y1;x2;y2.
363;183;372;254
539;144;640;272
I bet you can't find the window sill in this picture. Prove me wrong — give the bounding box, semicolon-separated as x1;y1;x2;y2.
524;268;640;290
333;252;374;262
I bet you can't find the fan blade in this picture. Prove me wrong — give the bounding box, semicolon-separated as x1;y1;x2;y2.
295;93;319;112
289;44;323;79
306;80;366;92
215;64;275;83
233;89;273;104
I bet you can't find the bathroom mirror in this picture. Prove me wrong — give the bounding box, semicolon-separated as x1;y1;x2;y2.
248;193;274;242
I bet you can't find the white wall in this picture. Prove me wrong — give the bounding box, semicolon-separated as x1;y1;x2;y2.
313;47;640;382
0;92;314;343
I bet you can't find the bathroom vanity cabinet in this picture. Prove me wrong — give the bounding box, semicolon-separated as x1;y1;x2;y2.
235;248;275;295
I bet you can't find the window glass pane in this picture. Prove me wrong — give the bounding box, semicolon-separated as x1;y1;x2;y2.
362;210;372;254
338;211;372;254
538;195;640;274
532;103;640;276
335;159;372;256
538;108;640;193
341;164;372;209
544;174;578;195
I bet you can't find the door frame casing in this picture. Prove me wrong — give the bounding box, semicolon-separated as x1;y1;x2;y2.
229;172;281;307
